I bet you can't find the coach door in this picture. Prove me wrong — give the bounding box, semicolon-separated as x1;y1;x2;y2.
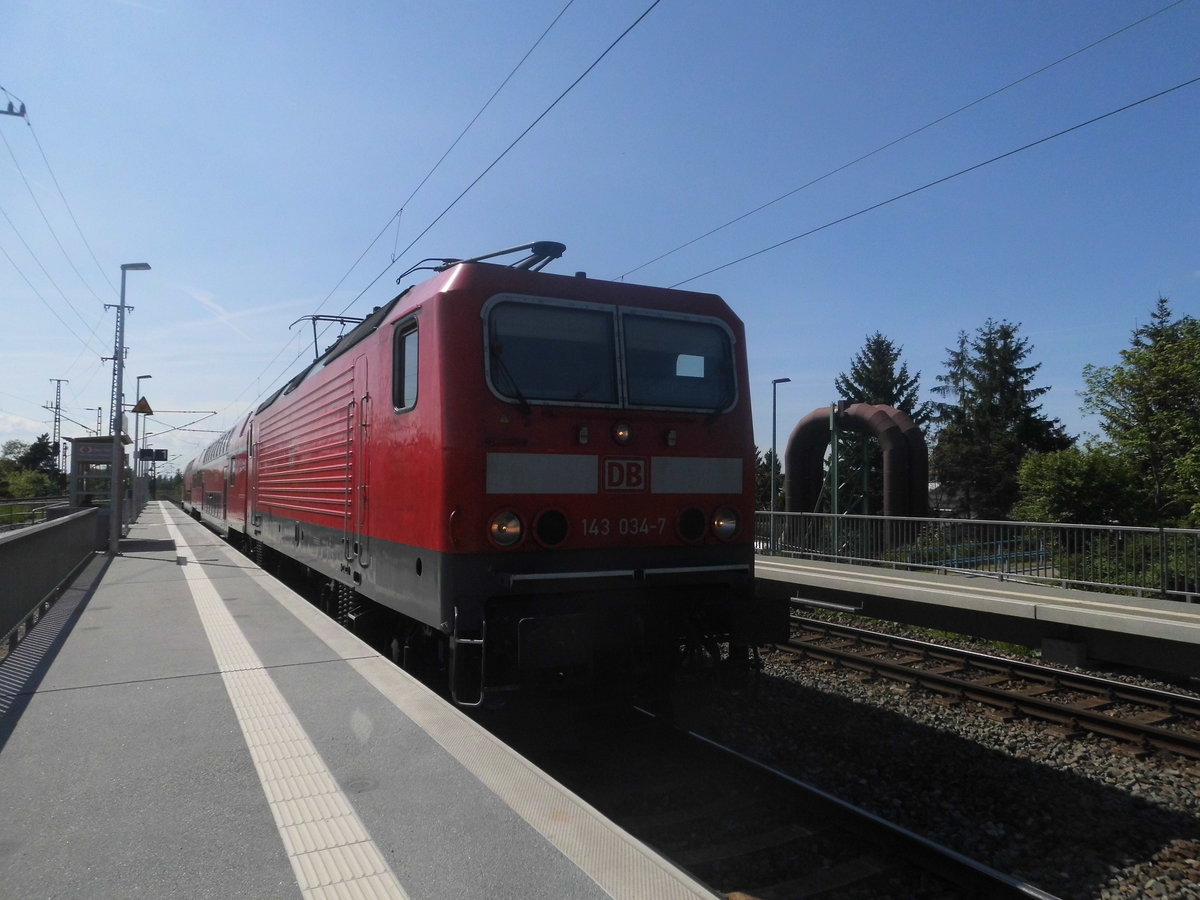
246;423;255;528
348;357;371;570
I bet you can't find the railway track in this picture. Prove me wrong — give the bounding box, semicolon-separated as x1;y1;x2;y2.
475;695;1060;899
784;612;1200;760
255;550;1163;896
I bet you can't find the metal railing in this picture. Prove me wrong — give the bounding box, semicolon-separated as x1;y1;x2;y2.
0;497;70;533
1;507;98;653
756;511;1200;601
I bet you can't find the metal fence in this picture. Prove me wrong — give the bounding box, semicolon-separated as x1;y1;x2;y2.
756;511;1200;601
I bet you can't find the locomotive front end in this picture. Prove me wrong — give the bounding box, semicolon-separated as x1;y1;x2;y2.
440;269;759;704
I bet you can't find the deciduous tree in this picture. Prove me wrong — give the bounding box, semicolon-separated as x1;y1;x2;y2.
1013;445;1148;525
17;434;59;477
1081;298;1200;525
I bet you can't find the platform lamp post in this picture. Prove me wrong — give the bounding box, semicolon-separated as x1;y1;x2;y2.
134;374;152;478
770;377;791;554
108;262;151;555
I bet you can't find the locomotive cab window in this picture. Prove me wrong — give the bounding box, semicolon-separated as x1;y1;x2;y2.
393;322;418;411
483;295;737;412
623;313;735;411
487;299;618;404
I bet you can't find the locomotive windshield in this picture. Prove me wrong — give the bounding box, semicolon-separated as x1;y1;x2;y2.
624;312;735;410
485;295;736;411
487;301;619;404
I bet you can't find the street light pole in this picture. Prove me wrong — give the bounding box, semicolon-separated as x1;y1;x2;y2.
107;263;150;555
770;377;791;553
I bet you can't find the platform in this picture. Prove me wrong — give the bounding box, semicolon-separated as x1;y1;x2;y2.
0;501;717;899
756;555;1200;676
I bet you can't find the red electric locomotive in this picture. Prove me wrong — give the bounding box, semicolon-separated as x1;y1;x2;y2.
183;242;763;704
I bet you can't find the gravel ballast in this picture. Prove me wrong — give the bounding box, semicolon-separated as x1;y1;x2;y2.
675;630;1200;900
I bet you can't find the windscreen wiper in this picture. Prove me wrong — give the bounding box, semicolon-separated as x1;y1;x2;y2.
489;342;532;416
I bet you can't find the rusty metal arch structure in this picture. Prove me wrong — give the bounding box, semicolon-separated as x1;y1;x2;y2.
784;403;928;517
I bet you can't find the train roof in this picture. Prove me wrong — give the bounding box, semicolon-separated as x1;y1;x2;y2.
253;241;737;420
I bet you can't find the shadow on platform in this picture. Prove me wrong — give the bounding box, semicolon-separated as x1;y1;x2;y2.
0;553;112;750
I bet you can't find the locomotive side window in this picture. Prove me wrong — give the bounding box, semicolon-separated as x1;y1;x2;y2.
393;322;419;411
623;313;736;411
488;301;618;404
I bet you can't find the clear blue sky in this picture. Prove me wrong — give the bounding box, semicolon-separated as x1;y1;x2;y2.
2;0;1197;473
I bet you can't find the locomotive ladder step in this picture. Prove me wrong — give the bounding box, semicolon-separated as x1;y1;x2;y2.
450;608;487;707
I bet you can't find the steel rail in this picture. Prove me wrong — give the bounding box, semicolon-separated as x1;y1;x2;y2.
792;611;1200;710
782;615;1200;759
685;728;1063;899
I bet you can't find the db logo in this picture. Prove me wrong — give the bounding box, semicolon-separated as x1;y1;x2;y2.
604;458;647;492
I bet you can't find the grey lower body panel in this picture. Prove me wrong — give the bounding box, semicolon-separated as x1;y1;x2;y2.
248;511;760;688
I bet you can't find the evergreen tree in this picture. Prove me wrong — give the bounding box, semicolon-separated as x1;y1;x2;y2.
754;447;783;511
834;333;931;422
931;320;1071;519
1081;298;1200;525
832;333;932;514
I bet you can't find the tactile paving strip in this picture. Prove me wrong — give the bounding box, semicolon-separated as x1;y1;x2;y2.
163;513;408;900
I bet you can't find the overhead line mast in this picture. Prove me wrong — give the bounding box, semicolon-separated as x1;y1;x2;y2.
46;378;68;473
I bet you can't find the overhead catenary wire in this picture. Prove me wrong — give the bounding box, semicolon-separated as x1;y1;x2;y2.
394;0;578;228
0;86;120;420
0;87;121;417
0;195;109;357
670;74;1200;288
226;0;664;430
21;112;119;297
216;1;585;430
372;0;666;304
0;240;103;355
618;0;1192;282
299;1;578;331
0;120;111;311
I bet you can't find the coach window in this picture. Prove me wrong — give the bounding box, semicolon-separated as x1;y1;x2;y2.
393;322;418;411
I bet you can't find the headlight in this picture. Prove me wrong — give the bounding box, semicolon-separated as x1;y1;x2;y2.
678;507;706;542
534;509;569;547
712;507;739;541
489;510;524;547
